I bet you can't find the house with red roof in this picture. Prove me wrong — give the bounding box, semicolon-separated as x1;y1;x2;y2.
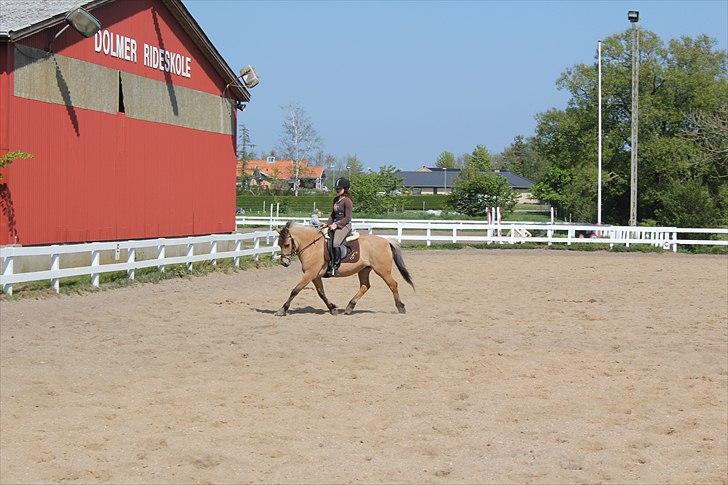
237;157;326;191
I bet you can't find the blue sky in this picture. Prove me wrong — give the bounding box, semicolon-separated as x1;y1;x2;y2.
184;0;727;170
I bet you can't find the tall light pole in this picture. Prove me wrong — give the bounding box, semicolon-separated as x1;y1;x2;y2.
597;40;603;225
628;10;639;226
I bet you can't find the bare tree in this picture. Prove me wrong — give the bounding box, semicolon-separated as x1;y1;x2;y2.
279;102;322;196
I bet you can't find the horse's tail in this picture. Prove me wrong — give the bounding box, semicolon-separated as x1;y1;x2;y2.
389;241;415;290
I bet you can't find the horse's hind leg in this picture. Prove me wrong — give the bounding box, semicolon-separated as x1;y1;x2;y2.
312;277;338;315
345;267;372;315
374;268;406;314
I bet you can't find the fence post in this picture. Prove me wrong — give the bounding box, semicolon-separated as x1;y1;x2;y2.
547;225;553;246
368;225;373;235
157;241;166;272
50;247;60;293
254;233;260;262
127;248;135;280
187;243;194;271
91;249;100;287
426;223;431;247
567;228;574;245
452;227;457;244
672;232;678;253
210;240;218;267
234;239;241;268
2;249;14;296
397;222;402;243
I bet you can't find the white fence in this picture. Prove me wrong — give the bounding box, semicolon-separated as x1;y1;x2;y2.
237;216;728;250
3;220;726;296
1;231;278;296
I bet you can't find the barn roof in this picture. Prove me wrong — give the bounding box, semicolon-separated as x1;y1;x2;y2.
0;0;250;101
397;169;534;189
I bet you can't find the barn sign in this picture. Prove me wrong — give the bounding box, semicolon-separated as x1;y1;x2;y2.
93;28;192;78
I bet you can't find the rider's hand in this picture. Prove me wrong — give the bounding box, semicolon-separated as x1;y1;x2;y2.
329;223;337;230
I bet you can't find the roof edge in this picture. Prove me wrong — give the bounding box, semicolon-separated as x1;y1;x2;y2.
162;0;249;102
2;0;250;102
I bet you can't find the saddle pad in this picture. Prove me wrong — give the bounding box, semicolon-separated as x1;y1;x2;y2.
324;239;361;264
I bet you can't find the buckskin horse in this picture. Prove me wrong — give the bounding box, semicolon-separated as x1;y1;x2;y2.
274;221;414;316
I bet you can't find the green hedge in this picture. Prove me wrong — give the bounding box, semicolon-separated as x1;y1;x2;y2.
237;195;452;214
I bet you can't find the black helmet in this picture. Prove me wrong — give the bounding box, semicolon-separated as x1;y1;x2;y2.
335;177;350;190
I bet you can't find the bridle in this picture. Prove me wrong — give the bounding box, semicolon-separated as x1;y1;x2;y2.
279;232;323;266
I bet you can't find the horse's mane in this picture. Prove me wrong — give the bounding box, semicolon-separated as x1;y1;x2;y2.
282;221;318;235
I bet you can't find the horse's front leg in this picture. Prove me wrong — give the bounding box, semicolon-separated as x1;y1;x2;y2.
312;277;338;315
276;272;316;316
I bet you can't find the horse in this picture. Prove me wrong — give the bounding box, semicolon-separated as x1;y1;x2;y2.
274;221;414;316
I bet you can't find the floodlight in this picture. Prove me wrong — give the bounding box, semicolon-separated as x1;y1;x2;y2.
240;65;260;89
65;8;101;37
627;10;639;23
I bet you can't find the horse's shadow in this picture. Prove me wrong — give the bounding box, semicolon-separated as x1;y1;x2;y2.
254;306;379;315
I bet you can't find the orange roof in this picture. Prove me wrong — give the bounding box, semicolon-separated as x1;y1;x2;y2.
236;159;324;179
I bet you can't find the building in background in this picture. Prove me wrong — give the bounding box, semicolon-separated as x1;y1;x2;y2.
0;0;249;245
237;157;326;191
397;167;536;201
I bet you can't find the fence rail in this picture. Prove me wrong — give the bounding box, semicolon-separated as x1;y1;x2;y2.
1;231;278;296
3;220;726;296
237;216;728;250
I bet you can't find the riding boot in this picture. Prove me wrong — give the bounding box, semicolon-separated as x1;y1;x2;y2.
332;247;342;276
324;237;336;278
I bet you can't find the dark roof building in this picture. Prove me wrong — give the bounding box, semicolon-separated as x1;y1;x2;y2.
397;168;534;195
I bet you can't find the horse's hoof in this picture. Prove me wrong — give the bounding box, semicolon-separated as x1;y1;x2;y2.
275;309;287;317
344;306;354;315
397;306;406;314
329;306;339;315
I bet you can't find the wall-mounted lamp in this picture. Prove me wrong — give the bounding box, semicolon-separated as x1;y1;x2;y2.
239;65;260;89
49;7;101;52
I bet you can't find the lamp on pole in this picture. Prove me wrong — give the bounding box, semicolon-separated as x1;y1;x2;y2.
443;167;447;192
597;40;603;225
628;10;639;226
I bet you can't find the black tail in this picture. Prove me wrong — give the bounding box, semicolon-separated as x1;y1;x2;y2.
389;241;415;290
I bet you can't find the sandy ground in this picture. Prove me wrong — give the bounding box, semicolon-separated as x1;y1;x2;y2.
1;249;727;484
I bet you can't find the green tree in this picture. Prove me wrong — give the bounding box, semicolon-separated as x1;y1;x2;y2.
448;171;517;216
498;135;546;181
466;145;493;172
530;29;727;226
435;151;457;169
350;165;404;214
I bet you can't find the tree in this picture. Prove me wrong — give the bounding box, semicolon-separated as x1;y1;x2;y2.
350;165;405;214
236;124;257;193
466;145;493;172
435;151;457;169
448;170;517;216
529;29;727;225
497;135;547;181
279;102;322;196
344;154;364;175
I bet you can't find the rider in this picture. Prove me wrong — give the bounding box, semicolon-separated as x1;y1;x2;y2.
324;177;353;277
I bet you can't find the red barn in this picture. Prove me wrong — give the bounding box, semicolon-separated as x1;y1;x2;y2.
0;0;250;245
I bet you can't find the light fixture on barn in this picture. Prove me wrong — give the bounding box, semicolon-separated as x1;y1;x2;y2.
48;7;101;53
223;65;260;109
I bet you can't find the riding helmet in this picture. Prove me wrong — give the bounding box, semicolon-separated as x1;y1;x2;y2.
335;177;351;190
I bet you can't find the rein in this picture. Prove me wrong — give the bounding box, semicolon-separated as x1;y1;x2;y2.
285;233;323;260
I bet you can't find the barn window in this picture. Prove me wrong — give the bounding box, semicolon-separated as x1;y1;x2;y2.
118;72;125;113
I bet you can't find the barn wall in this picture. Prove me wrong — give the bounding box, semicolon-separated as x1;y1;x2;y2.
0;0;239;245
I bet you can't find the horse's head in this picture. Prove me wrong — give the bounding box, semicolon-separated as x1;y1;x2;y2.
276;221;296;267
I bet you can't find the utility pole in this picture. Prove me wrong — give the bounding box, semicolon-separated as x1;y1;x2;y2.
597;40;603;225
628;10;639;226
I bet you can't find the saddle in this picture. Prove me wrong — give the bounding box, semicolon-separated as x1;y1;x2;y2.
322;228;361;264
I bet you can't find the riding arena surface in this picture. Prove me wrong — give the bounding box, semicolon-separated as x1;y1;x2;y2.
1;249;726;483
